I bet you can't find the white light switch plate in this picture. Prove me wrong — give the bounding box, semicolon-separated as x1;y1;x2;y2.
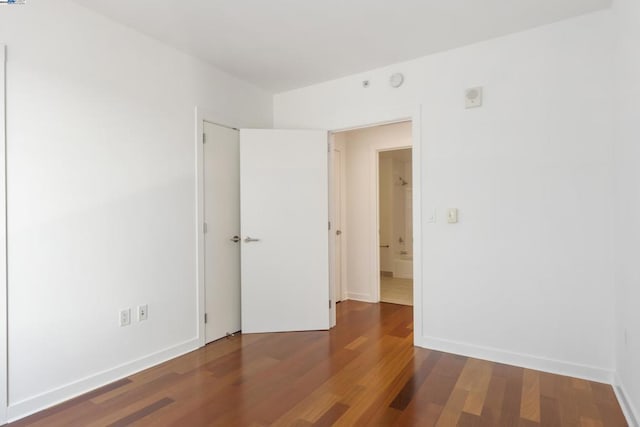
448;208;458;223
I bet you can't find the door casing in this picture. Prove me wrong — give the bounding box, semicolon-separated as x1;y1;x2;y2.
1;43;8;425
325;106;423;342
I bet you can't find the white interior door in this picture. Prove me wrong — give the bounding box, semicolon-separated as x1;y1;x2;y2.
240;129;329;333
204;121;241;343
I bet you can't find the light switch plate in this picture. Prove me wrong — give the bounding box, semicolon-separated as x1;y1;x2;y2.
447;208;458;223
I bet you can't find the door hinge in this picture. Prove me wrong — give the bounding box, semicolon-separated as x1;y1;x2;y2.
329;300;332;308
204;313;208;323
328;221;331;230
203;133;206;144
203;222;208;233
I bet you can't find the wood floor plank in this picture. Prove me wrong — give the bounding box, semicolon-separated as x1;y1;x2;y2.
435;386;468;426
8;301;627;427
580;416;604;427
312;402;350;427
389;350;441;411
521;369;541;422
106;397;173;427
479;374;507;426
499;364;525;426
458;411;482;427
459;359;493;416
540;395;562;427
354;349;433;425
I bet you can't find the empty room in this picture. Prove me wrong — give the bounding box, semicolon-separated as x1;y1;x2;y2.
0;0;638;426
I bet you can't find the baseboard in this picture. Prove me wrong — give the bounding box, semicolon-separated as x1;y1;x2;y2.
7;338;200;422
347;292;377;303
614;373;639;427
417;336;614;384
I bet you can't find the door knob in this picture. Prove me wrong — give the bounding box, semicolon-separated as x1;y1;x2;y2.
230;235;240;243
244;236;261;243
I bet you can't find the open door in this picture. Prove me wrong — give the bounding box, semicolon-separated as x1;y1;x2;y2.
240;129;330;333
203;121;241;343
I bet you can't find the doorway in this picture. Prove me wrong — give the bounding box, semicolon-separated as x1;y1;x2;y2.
195;107;422;341
330;121;414;320
378;148;413;306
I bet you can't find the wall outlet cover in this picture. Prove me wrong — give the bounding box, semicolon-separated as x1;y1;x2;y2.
119;308;131;327
138;304;148;321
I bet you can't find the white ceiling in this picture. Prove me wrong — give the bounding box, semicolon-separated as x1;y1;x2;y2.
73;0;611;92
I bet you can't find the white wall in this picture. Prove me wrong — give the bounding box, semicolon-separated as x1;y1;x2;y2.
612;0;640;423
0;1;272;421
339;123;412;302
275;11;616;382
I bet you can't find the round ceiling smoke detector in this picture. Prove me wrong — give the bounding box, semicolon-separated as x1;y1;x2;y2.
389;73;404;88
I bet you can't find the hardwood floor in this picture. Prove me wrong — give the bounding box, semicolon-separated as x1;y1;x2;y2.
9;301;626;426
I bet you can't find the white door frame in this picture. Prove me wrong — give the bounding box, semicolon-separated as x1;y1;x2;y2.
331;143;346;303
194;107;242;347
374;144;413;304
328;135;345;327
326;105;423;344
1;44;8;424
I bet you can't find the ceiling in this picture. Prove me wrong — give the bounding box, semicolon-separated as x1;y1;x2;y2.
72;0;612;92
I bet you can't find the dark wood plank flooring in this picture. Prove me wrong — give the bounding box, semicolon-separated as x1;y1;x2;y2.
8;301;627;426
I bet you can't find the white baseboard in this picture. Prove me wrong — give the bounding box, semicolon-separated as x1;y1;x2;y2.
7;338;200;423
346;292;377;303
614;373;639;427
417;336;614;384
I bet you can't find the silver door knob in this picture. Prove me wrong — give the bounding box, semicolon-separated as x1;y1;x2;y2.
230;235;240;243
244;236;261;243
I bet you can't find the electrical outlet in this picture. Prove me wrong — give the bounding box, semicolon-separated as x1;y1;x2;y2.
138;304;148;321
119;308;131;327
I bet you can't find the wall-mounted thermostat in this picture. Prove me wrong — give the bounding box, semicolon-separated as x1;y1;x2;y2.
465;87;483;108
